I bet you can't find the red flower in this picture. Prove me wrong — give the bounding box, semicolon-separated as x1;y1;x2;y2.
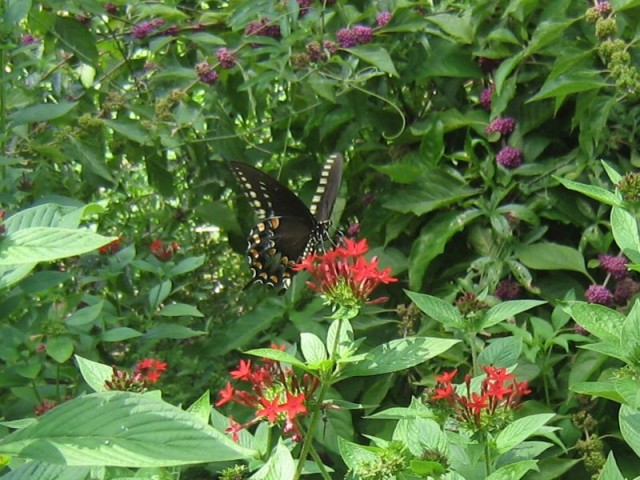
99;236;123;255
230;359;253;381
293;238;397;308
133;358;168;383
435;369;457;384
149;239;179;261
216;382;235;407
256;397;282;423
226;417;243;442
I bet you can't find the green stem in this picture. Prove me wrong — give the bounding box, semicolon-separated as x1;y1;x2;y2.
484;440;492;475
294;315;346;479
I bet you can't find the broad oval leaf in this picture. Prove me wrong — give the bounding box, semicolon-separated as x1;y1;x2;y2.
9;103;78;127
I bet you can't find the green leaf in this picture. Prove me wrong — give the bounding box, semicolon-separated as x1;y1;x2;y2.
620;405;640;458
495;413;556;454
169;256;205;276
597;452;624;480
46;337;74;363
341;337;460;378
554;176;622;207
300;333;327;365
101;327;143;342
250;442;295;480
186;391;211;426
54;17;99;66
103;119;152;146
486;460;538;480
245;348;309;371
611;207;640;264
0;461;91;480
65;302;104;327
19;271;71;294
143;324;205;340
570;380;625;403
0;228;116;265
4;0;32;26
482;300;546;328
405;290;464;329
0;263;36;289
477;337;523;368
408;210;482;290
158;303;204;318
562;301;623;343
515;242;587;276
425;13;473;44
0;392;253;466
9;103;78;127
75;356;113;393
148;280;172;311
345;45;398;76
529;71;607;102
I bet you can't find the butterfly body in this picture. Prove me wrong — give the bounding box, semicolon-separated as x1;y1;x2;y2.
231;154;343;289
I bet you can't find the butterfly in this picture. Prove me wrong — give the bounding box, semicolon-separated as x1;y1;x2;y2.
230;154;343;290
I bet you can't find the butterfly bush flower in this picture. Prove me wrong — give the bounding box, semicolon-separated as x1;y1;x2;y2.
486;116;516;136
494;279;521;300
614;277;640;303
496;146;523;169
21;34;38;45
293;238;397;309
195;61;219;85
297;0;313;16
480;84;495;111
216;345;318;442
104;3;118;14
429;366;531;431
244;18;281;47
216;47;236;69
477;56;501;72
105;359;167;392
149;239;179;261
337;25;373;48
584;284;614;305
131;19;165;39
598;254;628;279
376;11;392;27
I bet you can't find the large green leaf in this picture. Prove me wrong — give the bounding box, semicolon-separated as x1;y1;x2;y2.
346;45;398;76
405;290;464;329
495;413;555;454
54;17;99;66
482;300;546;328
515;242;587;276
562;301;623;343
554;176;622;207
9;103;78;127
620;405;640;458
0;228;117;265
0;392;253;466
341;337;459;378
611;207;640;264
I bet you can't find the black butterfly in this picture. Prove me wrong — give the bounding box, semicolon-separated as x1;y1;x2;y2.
230;154;343;289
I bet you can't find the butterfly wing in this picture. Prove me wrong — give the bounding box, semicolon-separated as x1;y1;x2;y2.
230;161;316;288
310;153;343;222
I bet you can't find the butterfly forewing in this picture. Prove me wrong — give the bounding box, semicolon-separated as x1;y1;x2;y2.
230;155;343;290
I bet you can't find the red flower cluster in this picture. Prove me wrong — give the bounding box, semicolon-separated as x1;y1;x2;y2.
149;239;179;261
216;345;318;442
293;238;397;308
430;366;531;431
99;236;123;255
105;358;167;392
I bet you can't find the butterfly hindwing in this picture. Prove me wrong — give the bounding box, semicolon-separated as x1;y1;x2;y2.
230;155;343;290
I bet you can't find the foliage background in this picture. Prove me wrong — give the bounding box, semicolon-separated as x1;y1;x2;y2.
2;0;640;478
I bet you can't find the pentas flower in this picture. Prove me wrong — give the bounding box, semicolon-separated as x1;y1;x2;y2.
99;236;123;255
584;284;614;305
35;399;58;416
105;359;168;392
486;116;516;136
429;366;531;432
150;239;179;261
216;345;318;442
496;146;523;169
293;238;397;309
598;253;628;279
